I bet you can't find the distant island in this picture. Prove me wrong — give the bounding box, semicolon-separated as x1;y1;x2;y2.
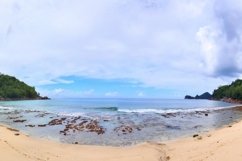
185;79;242;103
0;74;49;101
185;92;212;100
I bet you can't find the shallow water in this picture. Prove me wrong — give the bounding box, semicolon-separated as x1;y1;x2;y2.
0;98;241;146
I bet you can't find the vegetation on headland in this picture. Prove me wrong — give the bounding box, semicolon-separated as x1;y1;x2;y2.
213;79;242;101
0;74;49;100
185;79;242;103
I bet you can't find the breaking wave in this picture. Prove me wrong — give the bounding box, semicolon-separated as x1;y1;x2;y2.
118;105;239;114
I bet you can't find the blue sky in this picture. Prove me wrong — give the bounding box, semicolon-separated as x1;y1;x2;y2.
0;0;242;98
38;76;177;98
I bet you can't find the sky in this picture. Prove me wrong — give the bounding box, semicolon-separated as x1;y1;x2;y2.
0;0;242;98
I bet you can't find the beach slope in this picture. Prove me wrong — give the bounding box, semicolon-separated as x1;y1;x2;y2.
1;119;242;161
166;120;242;161
0;125;165;161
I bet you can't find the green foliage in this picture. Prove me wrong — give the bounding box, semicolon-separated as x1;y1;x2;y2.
213;79;242;100
0;74;39;99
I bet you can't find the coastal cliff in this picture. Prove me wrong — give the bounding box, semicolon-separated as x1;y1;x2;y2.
213;79;242;101
0;74;49;101
185;79;242;104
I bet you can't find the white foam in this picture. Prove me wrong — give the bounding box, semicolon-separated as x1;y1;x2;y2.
0;105;14;110
118;105;240;114
57;112;94;118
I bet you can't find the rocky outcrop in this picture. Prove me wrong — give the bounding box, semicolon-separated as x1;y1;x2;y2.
185;92;212;100
220;97;242;104
40;96;50;100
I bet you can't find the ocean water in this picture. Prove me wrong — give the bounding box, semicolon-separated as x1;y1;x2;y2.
0;98;241;146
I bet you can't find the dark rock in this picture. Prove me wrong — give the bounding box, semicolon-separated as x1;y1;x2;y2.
25;110;41;113
25;125;35;127
35;113;49;118
40;96;50;100
193;134;199;138
13;119;26;123
85;120;105;135
114;125;133;135
184;95;194;99
59;118;105;135
166;156;171;160
48;118;66;126
38;124;47;127
205;113;208;116
136;127;142;131
161;113;176;118
167;113;176;117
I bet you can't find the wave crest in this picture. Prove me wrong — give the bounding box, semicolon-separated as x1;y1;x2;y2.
118;105;238;114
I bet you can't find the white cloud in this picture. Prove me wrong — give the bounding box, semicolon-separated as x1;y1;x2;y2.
197;0;242;77
37;78;74;85
0;0;241;96
38;88;95;98
54;79;74;84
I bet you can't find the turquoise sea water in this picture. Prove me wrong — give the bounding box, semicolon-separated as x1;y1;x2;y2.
0;98;241;146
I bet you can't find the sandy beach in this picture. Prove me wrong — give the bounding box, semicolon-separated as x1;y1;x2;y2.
0;124;165;161
0;117;242;161
166;119;242;161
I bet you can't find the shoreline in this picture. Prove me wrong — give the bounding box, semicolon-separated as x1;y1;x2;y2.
0;102;242;147
0;97;50;101
0;112;242;160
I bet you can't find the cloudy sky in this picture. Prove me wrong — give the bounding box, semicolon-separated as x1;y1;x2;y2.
0;0;241;98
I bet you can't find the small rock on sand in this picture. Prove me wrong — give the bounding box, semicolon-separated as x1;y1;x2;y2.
193;134;199;138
